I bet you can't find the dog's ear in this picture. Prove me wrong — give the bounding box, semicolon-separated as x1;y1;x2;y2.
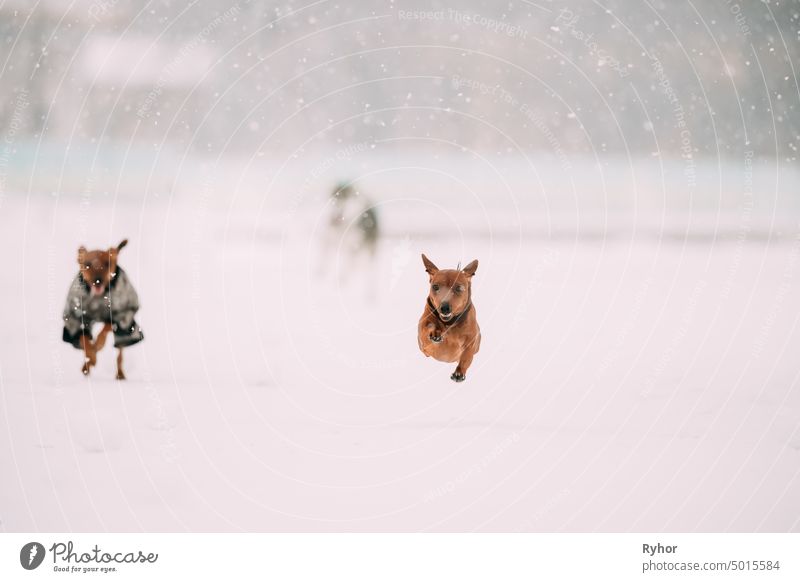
109;239;127;261
421;254;439;275
77;246;87;264
462;259;478;277
106;239;125;267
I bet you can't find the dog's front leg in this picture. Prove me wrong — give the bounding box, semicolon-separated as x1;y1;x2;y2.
79;335;96;376
426;321;443;343
116;348;125;380
94;323;112;352
451;348;475;382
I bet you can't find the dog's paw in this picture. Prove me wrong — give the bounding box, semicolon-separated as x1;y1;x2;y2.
450;372;465;382
429;333;443;343
81;362;91;376
116;371;126;381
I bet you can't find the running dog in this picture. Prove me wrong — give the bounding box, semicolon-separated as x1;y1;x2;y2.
62;239;143;379
320;182;379;273
418;254;481;382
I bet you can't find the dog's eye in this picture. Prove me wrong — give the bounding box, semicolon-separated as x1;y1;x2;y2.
454;285;464;293
431;284;440;292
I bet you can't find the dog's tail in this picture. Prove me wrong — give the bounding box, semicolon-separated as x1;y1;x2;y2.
117;239;128;252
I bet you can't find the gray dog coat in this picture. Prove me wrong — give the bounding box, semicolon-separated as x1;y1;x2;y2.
62;266;144;348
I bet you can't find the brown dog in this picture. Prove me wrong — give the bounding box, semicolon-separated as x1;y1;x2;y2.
62;239;143;379
417;254;481;382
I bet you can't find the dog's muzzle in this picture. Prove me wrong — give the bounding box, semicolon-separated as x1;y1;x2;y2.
427;297;471;325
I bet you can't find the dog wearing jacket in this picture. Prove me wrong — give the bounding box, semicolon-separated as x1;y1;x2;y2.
62;239;143;379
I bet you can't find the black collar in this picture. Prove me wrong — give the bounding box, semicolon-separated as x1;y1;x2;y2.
427;296;472;326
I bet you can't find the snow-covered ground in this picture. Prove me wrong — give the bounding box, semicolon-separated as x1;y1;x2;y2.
1;166;799;532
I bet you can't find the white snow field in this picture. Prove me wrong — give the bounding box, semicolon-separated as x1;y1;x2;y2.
1;156;799;532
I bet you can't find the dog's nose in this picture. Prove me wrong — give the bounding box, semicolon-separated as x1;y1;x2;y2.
440;302;451;315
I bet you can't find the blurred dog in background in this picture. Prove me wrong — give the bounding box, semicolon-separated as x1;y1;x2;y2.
319;181;380;287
